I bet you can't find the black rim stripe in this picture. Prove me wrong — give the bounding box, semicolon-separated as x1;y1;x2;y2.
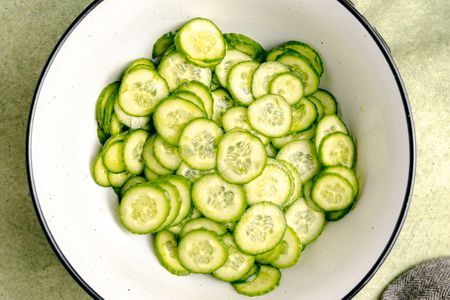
26;1;415;299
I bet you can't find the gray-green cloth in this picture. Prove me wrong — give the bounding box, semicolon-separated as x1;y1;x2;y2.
382;257;450;300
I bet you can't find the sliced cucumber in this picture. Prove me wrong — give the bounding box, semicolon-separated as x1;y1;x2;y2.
312;89;338;115
110;113;126;136
271;125;316;149
277;160;303;208
285;197;325;245
215;49;252;88
234;202;286;255
102;84;119;136
142;135;173;176
108;171;132;188
92;153;110;187
217;130;267;184
170;90;206;112
321;166;358;198
227;61;259;106
192;174;246;223
119;183;170;234
314;114;349;150
271;226;302;268
158;51;212;91
251;61;289;98
144;167;159;181
213;233;255;282
318;132;355;168
123;129;149;174
114;98;151;130
303;180;323;212
269;72;304;105
154;230;190;276
255;243;284;264
232;265;281;297
178;229;228;273
123;58;155;76
96;81;120;129
244;164;292;206
326;205;353;222
154;180;182;230
177;80;214;119
212;88;235;125
153;134;182;170
153;97;206;145
175;18;226;66
237;264;259;282
280;41;324;76
308;95;325;121
290;98;318;133
164;175;192;227
221;106;269;145
179;217;227;239
276;140;320;182
311;173;354;211
120;176;147;198
102;140;126;173
168;208;201;235
176;162;215;182
152;32;175;59
224;33;266;62
118;65;169;116
179;118;223;170
266;46;285;61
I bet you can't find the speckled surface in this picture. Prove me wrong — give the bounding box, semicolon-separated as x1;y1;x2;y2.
0;0;448;299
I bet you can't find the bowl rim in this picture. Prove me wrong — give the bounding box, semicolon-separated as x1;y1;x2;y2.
25;0;416;299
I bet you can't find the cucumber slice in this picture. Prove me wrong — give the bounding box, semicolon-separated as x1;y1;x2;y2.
266;46;285;61
170;90;206;112
227;61;260;106
325;205;353;222
314;114;349;150
175;18;226;66
269;72;304;105
303;180;323;212
179;217;227;239
158;51;212;91
285;197;325;245
96;81;120;129
232;265;281;297
210;72;221;90
308;95;325;121
234;202;286;255
251;62;289;98
311;173;354;211
153;134;182;170
152;32;175;59
110;114;126;136
164;175;192;227
277;51;319;96
255;243;284;264
319;132;355;168
280;41;324;76
118;65;169;116
92;153;110;187
271;125;316;149
176;162;215;182
114;98;151;130
221;106;269;145
271;226;302;268
142;135;173;175
179;118;223;170
290;98;318;133
312;89;338;115
144;167;159;181
192;174;247;223
102;140;126;173
168;208;202;235
248;94;292;137
120;176;147;198
154;230;190;276
178;229;228;273
266;143;277;158
224;33;266;62
217;130;267;184
213;233;255;282
215;49;252;88
153;97;206;145
276;160;303;208
321;166;358;198
102;84;119;136
177;80;214;119
154;180;181;230
276;140;320;182
123;129;149;174
244;164;292;206
119;183;170;234
97;126;108;144
108;171;132;188
212;88;235;125
123;58;155;76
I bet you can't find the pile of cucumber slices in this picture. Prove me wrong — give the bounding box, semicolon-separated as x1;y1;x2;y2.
92;17;359;296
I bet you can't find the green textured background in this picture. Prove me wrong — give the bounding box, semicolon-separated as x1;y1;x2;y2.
0;0;449;299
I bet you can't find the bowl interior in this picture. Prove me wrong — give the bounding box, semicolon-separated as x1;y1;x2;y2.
28;0;413;299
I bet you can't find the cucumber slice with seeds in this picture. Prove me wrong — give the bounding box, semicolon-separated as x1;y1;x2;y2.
232;265;281;297
102;140;126;173
164;175;192;227
123;129;149;174
92;153;110;187
215;49;252;88
212;88;235;125
318;132;355;168
153;134;182;170
311;173;354;211
153;97;206;145
142;135;173;176
179;118;223;170
304;180;323;212
312;89;338;115
176;162;215;182
276;160;303;208
168;208;202;235
177;80;214;119
321;166;358;198
314;114;349;150
154;180;181;230
108;171;132;188
277;140;320;182
248;94;292;137
251;62;289;98
213;233;255;282
269;72;304;105
118;65;169;116
179;217;227;238
170;90;206;112
234;202;286;255
144;167;159;181
227;61;260;106
120;176;147;198
192;174;247;223
154;230;190;276
285;197;325;245
178;229;228;273
114;98;151;130
271;226;302;268
280;41;324;76
224;33;266;62
217;130;267;184
271;125;316;149
290;98;318;133
308;95;325;121
119;183;170;234
255;243;284;264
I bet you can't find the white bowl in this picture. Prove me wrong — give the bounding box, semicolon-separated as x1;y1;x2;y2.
27;0;415;299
